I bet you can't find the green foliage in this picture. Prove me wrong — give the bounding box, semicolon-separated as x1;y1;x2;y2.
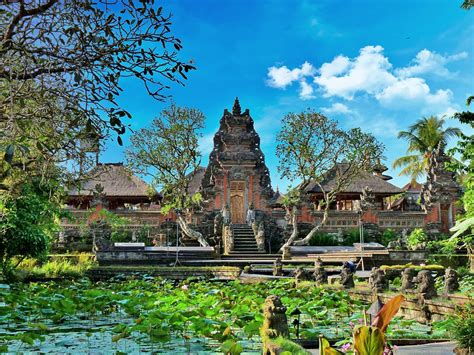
80;209;132;244
451;302;474;350
0;180;63;280
16;253;95;279
0;279;451;352
380;229;397;246
393;116;461;181
406;228;428;250
270;336;309;354
126;104;204;214
353;326;385;355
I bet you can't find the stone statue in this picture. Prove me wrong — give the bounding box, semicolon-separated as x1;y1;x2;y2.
360;186;376;211
213;212;223;237
246;203;256;226
273;257;283;276
293;267;310;285
262;295;289;339
313;257;328;285
416;270;437;301
223;224;234;254
369;267;388;294
222;204;231;225
256;222;266;252
443;267;459;294
282;245;291;260
401;268;416;291
340;261;355;288
92;220;112;252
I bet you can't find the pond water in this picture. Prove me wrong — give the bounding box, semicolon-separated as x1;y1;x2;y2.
0;278;450;353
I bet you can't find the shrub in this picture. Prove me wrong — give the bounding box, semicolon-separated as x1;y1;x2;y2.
407;228;428;250
308;232;336;246
451;302;474;351
381;229;398;246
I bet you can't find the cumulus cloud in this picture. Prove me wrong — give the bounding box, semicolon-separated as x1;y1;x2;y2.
314;45;396;99
376;77;453;112
266;61;315;89
265;45;467;114
299;80;315;100
321;102;351;114
396;49;468;78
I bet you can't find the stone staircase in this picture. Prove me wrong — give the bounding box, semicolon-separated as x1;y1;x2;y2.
229;224;265;255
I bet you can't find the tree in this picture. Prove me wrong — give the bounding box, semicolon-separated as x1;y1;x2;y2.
448;96;474;271
0;0;195;193
0;179;63;280
125;104;209;247
276;109;384;248
392;116;461;182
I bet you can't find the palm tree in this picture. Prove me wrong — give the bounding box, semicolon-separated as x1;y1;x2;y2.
393;116;461;182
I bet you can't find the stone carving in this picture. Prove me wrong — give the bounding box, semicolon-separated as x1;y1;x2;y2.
369;267;388;294
255;222;266;252
416;270;437;301
360;186;376;211
340;261;355;288
246;203;256;226
201;98;275;209
273;257;283;276
401;268;416;291
293;267;310;285
421;142;460;212
91;220;112;252
222;204;231;225
90;183;109;209
313;257;328;285
443;267;459;294
282;245;291;260
262;295;289;338
213;212;223;237
223;224;234;254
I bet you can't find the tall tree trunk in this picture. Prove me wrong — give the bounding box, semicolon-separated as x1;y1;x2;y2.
293;207;330;246
279;206;299;252
177;215;210;247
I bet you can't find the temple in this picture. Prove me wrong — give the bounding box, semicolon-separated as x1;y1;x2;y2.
200;97;274;222
61;98;461;253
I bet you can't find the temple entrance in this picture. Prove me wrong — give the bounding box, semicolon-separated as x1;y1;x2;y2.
230;181;245;224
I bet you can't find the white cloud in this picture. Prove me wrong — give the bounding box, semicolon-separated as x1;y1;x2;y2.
266;45;463;115
314;45;396;99
321;102;351;114
266;61;315;89
299;80;315;100
376;77;453;113
396;49;468;78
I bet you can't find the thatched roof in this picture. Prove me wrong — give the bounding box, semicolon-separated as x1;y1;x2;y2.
402;181;422;192
69;163;151;198
269;190;286;206
187;167;206;195
304;165;402;195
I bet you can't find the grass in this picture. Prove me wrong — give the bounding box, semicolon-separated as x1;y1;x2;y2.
16;253;96;279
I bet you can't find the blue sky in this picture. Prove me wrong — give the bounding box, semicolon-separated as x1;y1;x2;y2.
101;0;474;192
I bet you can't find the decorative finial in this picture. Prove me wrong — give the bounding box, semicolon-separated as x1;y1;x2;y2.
232;97;241;116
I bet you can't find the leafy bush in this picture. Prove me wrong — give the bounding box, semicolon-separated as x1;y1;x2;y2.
0;181;63;280
451;302;474;351
381;229;398;246
308;232;336;246
17;253;95;279
407;228;428;250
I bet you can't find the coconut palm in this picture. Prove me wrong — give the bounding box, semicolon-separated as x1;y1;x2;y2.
393;116;461;182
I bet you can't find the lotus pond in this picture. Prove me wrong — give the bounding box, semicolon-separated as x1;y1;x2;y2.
0;278;452;354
